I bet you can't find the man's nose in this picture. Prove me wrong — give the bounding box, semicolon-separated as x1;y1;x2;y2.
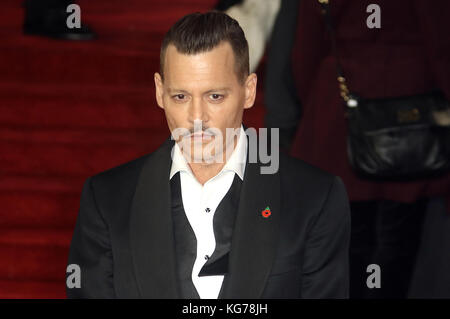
188;97;208;123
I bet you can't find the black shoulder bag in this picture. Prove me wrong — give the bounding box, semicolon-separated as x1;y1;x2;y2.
318;0;450;180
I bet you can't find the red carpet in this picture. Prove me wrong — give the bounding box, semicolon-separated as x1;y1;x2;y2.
0;0;266;298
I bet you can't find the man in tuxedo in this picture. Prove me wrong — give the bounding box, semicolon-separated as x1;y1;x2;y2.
66;11;351;299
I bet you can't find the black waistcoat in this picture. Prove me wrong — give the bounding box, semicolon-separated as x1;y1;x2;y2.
170;172;243;298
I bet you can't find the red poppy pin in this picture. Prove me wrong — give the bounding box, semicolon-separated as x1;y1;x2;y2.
261;206;271;218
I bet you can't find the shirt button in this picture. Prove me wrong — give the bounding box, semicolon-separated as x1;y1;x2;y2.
205;207;211;213
204;255;210;260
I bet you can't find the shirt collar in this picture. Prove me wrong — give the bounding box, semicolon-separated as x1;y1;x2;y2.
169;125;247;181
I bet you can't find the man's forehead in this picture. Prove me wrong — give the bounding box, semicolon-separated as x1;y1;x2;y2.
162;41;240;88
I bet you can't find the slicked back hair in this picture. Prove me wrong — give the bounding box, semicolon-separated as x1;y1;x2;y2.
159;11;249;84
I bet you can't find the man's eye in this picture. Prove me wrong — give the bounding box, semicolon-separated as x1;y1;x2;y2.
209;94;223;100
173;94;185;100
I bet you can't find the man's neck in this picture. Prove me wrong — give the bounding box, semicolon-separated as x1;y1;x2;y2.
187;135;239;185
188;161;227;185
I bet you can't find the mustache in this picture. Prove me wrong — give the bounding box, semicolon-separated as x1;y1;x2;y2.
170;125;225;141
185;127;216;136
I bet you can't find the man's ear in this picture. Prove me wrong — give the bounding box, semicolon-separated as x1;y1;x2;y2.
243;73;257;109
154;72;165;109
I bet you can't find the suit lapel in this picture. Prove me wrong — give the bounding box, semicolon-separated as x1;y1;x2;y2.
220;133;281;298
130;137;180;298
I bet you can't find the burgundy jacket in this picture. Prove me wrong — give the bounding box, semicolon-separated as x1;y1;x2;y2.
283;0;450;208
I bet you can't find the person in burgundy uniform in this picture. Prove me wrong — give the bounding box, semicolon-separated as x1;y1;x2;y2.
261;0;450;298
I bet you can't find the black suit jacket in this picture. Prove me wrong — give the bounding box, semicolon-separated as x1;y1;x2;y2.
66;134;351;298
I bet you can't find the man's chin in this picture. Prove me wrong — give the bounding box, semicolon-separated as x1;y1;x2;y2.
186;150;223;164
180;148;224;164
176;136;231;164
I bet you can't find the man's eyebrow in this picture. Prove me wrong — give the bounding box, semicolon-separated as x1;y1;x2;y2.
167;87;231;94
167;88;190;94
204;87;231;93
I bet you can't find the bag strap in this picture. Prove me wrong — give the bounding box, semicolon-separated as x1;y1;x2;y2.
317;0;358;107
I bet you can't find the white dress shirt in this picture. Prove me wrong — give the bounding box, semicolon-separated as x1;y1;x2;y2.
169;125;247;299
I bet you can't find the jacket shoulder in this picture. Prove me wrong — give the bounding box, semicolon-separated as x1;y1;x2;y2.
279;152;347;209
280;152;338;186
84;152;154;221
92;152;151;186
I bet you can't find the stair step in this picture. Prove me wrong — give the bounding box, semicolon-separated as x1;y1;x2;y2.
0;229;72;246
0;175;83;193
0;187;80;228
0;84;166;129
0;135;167;176
0;127;167;145
0;47;158;86
0;229;72;282
0;279;65;299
